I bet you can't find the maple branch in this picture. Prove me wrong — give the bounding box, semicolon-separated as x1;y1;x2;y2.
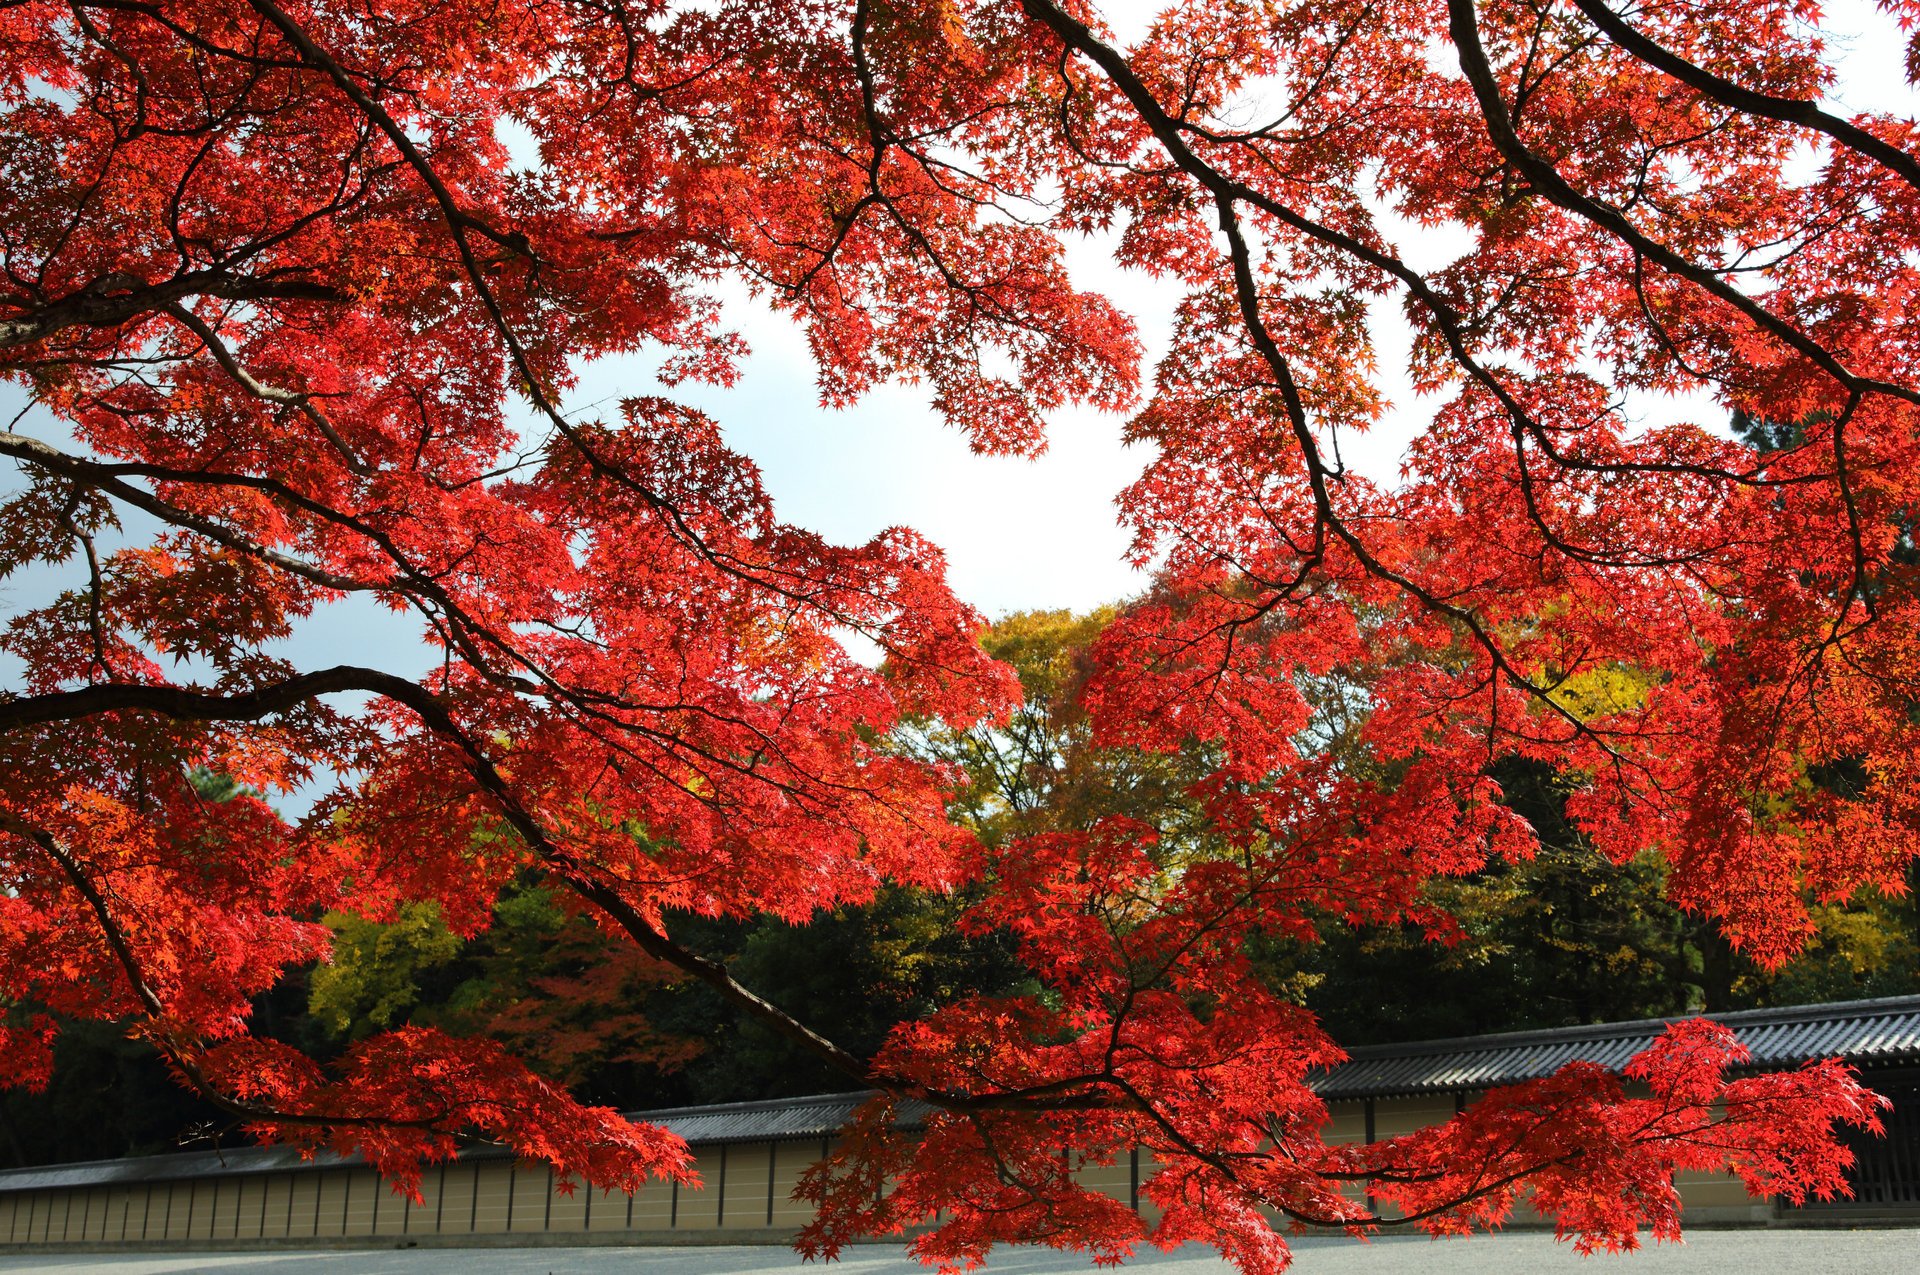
1;430;585;678
53;487;114;680
66;0;319;76
0;430;373;594
0;811;453;1136
0;665;879;1087
158;302;372;476
1023;0;1822;594
0;270;343;351
1448;0;1917;408
0;816;169;1020
1566;0;1920;195
1;426;956;858
0;667;390;732
1018;0;1632;761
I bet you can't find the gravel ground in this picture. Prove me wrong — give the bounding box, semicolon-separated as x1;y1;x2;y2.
3;1230;1917;1275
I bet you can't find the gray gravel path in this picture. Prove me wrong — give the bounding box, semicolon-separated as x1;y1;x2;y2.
2;1230;1917;1275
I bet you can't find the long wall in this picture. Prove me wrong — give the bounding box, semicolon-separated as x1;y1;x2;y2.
0;1092;1812;1251
0;1137;839;1248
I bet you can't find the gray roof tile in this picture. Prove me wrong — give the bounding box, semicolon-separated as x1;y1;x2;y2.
0;1092;931;1195
1311;994;1920;1099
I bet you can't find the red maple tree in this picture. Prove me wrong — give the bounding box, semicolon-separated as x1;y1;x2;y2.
0;1;1909;1269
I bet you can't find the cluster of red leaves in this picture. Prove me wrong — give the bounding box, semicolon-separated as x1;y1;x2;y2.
1359;1021;1886;1252
1;0;1915;1270
197;1027;693;1200
806;998;1882;1272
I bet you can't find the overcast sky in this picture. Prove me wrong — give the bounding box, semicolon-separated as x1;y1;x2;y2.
4;0;1917;697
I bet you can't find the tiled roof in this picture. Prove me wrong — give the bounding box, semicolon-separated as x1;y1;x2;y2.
0;1092;930;1195
640;1091;932;1145
1311;994;1920;1100
0;1143;363;1195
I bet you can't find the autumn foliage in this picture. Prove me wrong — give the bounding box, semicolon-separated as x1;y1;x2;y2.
0;0;1913;1269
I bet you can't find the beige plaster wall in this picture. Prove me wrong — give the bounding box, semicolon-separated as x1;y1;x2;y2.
0;1115;1811;1248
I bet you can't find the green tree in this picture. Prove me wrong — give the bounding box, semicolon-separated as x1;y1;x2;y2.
306;880;696;1105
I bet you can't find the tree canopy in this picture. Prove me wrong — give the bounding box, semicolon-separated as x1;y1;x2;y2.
2;1;1916;1270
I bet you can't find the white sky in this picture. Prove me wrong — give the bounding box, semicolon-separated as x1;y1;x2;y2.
4;0;1917;693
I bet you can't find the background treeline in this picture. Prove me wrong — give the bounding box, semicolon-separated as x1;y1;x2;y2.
6;609;1915;1168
